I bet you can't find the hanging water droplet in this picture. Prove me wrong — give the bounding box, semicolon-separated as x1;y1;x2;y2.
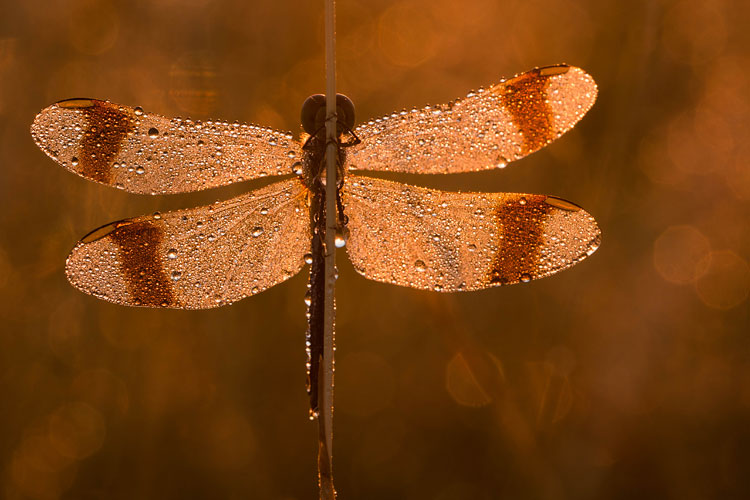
152;211;162;220
134;106;144;116
519;197;527;206
291;161;303;176
304;290;312;306
415;259;427;272
587;239;600;255
304;253;313;264
334;227;349;248
520;273;532;283
71;157;79;166
251;227;264;237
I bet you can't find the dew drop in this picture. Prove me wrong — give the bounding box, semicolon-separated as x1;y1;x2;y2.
304;290;312;306
251;227;264;237
415;259;427;272
520;273;532;283
167;249;178;259
519;197;527;206
304;253;313;264
71;157;79;166
152;212;162;220
135;165;145;175
291;161;303;176
171;271;182;281
134;106;144;116
148;127;159;138
334;227;349;248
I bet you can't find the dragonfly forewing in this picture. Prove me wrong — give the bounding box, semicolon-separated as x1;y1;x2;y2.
347;65;596;175
31;99;301;194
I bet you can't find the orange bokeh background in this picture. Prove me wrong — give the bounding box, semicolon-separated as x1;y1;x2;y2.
1;0;748;498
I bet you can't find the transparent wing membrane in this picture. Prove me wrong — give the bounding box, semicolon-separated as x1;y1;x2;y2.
347;65;596;174
31;99;301;194
343;176;600;292
65;179;310;308
32;63;600;309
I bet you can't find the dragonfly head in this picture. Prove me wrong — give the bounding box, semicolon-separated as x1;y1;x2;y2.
301;94;355;138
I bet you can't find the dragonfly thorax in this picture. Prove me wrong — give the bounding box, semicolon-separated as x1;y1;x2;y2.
299;94;352;190
299;133;347;191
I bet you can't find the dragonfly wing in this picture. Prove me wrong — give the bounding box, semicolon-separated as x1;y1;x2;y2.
65;178;310;308
31;99;301;194
343;175;600;291
347;65;596;174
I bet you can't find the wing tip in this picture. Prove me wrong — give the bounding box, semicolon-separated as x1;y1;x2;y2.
543;199;601;268
30;99;98;160
550;65;598;108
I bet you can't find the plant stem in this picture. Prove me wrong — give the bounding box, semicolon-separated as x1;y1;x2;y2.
319;0;337;498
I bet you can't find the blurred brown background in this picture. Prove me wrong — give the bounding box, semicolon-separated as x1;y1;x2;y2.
1;0;749;498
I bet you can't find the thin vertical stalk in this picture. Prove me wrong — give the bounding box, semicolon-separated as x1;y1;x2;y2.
319;0;337;498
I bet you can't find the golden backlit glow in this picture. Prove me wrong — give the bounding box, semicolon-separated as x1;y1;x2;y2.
445;352;496;407
5;0;749;498
653;225;711;285
694;250;750;310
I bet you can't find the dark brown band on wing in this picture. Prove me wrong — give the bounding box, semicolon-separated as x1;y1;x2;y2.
500;66;563;156
488;196;552;285
76;101;135;183
109;221;174;307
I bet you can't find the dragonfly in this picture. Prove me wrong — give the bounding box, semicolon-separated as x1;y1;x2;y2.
31;64;600;413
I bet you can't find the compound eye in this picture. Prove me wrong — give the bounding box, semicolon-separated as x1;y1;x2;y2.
301;94;326;135
301;94;356;136
335;94;356;131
